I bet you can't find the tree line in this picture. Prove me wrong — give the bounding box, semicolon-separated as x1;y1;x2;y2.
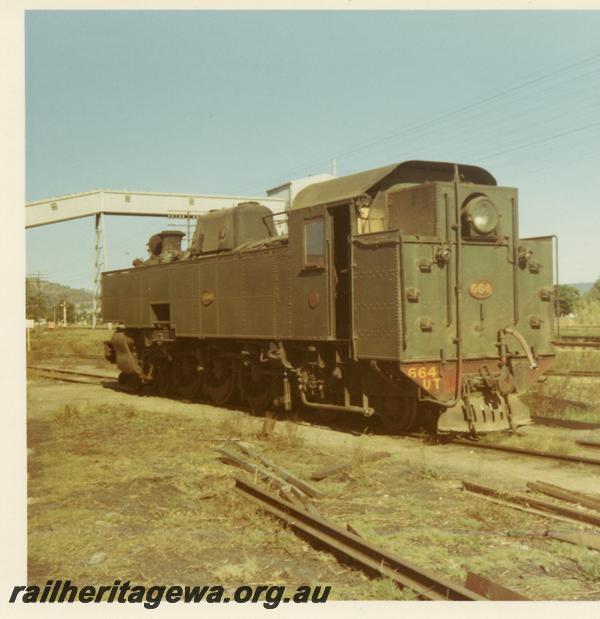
25;278;92;324
554;277;600;317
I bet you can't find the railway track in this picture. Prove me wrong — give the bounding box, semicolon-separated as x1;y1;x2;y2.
454;437;600;467
544;369;600;378
532;415;600;430
553;338;600;349
29;363;600;467
27;365;117;384
234;476;486;601
554;326;600;349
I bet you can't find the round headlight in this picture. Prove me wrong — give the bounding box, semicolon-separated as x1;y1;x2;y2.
463;196;499;235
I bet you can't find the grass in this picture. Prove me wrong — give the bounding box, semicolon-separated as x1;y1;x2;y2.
27;326;111;367
27;399;372;593
27;383;600;600
525;346;600;423
28;402;292;586
572;298;600;326
334;578;417;601
523;393;600;424
550;349;600;373
314;450;600;600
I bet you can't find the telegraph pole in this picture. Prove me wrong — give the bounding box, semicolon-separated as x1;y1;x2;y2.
26;271;47;322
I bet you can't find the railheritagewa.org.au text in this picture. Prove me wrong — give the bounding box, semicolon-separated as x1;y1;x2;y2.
9;580;331;609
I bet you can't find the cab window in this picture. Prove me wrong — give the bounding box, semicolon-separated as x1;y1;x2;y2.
304;217;325;267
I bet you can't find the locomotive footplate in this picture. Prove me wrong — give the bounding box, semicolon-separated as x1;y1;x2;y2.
437;393;530;434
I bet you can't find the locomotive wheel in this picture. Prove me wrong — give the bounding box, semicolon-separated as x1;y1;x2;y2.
377;396;417;433
205;357;236;405
416;404;441;433
172;354;203;399
153;361;172;396
118;372;142;392
239;361;273;413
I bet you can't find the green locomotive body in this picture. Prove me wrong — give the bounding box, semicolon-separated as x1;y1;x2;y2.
102;160;555;433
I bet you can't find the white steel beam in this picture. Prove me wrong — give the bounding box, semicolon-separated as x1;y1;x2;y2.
92;212;107;329
25;190;288;228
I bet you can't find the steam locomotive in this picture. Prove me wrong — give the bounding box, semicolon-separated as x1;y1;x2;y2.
102;160;555;433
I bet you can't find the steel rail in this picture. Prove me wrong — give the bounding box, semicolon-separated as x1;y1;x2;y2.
234;476;485;601
527;480;600;513
27;365;117;386
545;530;600;552
529;394;592;410
463;481;600;527
544;370;600;378
532;415;600;430
464;572;529;601
28;370;102;385
28;365;116;380
552;340;600;349
42;354;106;362
578;439;600;450
453;437;600;467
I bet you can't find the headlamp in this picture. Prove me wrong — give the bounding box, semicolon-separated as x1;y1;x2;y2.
462;196;498;235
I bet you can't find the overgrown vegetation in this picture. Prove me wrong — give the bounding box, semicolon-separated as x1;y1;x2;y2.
553;284;581;317
522;392;600;424
550;349;600;373
526;344;600;424
27;392;600;600
573;296;600;325
28;401;356;592
27;327;110;366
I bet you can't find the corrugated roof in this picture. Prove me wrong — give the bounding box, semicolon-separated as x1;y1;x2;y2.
292;160;497;210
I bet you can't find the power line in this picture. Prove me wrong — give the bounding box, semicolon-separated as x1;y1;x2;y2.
260;48;600;185
475;121;600;163
332;53;600;161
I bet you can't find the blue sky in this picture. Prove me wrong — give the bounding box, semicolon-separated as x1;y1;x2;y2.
26;10;600;287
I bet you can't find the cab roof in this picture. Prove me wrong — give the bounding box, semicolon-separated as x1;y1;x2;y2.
291;160;497;210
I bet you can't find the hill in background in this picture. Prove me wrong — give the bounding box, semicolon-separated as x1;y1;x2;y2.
26;278;93;322
37;280;93;310
569;282;594;295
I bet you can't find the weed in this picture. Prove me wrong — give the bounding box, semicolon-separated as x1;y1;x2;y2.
256;414;277;441
550;349;600;373
28;327;110;365
254;416;304;449
213;557;261;582
573;298;600;326
463;499;524;530
410;464;439;480
549;540;600;582
363;578;416;601
53;404;81;425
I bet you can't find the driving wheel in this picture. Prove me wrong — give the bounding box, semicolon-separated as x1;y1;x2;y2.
205;356;236;405
377;396;417;433
239;361;274;413
153;361;172;396
172;354;203;399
